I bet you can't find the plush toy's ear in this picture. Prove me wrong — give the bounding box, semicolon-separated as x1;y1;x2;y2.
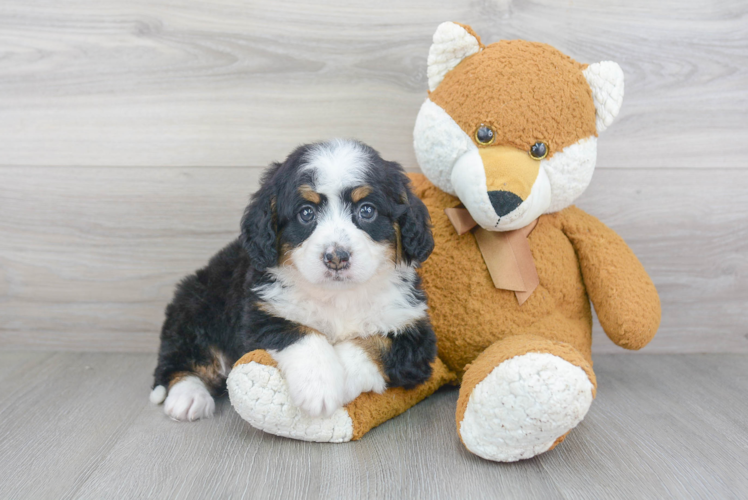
427;22;482;92
398;177;435;264
583;61;625;133
240;168;279;271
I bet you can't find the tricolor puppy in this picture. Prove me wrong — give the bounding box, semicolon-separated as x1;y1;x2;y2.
150;139;436;421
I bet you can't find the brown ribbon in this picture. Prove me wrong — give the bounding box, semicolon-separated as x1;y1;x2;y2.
444;207;539;305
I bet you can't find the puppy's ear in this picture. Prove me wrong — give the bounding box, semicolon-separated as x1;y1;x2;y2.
397;174;435;264
241;165;279;271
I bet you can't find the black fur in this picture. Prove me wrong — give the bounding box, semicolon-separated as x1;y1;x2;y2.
354;157;435;265
153;140;437;399
399;186;435;264
383;319;437;389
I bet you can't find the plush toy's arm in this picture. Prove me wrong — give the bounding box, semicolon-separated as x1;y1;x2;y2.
560;206;661;350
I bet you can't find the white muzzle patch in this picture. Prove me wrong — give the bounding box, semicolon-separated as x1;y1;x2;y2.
451;149;552;231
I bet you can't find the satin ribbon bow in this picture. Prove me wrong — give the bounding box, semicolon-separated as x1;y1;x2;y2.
444;207;539;305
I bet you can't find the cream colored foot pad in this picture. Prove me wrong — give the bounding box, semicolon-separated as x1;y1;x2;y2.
460;352;593;462
227;361;354;443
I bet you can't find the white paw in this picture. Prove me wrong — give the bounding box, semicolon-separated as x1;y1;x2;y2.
271;335;346;417
460;353;594;462
286;365;344;417
227;360;354;443
163;376;216;421
149;385;167;404
335;341;387;404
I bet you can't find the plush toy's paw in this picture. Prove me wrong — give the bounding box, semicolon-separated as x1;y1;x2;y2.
162;376;216;421
459;352;593;462
227;351;354;443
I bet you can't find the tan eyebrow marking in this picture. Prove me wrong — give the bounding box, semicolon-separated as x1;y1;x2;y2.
351;185;372;203
299;184;321;204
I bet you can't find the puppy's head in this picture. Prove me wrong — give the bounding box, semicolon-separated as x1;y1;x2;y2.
241;139;433;287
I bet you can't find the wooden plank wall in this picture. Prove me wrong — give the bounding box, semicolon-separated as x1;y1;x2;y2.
1;0;746;353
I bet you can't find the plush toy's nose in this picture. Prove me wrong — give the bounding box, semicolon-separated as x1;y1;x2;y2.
487;190;524;217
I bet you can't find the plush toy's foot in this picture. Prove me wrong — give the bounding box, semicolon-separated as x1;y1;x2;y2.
456;335;596;462
228;350;354;442
228;350;456;443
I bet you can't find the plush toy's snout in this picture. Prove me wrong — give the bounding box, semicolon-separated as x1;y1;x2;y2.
481;146;540;212
451;145;552;231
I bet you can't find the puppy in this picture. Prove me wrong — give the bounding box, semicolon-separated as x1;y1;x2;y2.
150;139;437;421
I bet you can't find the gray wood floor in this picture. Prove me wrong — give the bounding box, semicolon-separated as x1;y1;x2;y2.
0;352;745;499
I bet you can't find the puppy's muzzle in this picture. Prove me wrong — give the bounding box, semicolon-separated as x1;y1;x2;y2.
323;246;351;271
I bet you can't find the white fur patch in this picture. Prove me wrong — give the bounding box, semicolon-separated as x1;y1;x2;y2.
459;353;594;462
227;360;354;442
413;98;472;195
427;22;481;91
335;340;387;404
583;61;624;133
269;334;346;417
257;264;426;344
302;139;369;199
163;376;216;421
450;149;553;231
149;385;167;404
543;136;597;213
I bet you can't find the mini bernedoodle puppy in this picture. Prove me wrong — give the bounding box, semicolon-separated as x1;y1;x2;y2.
150;139;437;421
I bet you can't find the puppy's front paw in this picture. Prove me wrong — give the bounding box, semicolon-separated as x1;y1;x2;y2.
335;341;387;404
163;376;215;421
286;363;344;417
272;335;345;417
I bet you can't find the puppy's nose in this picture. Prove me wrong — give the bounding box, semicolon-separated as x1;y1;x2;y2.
323;246;351;270
487;190;523;217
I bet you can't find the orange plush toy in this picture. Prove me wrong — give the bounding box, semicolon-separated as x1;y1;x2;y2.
228;22;661;462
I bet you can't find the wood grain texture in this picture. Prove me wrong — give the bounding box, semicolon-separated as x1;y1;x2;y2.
0;352;745;499
0;352;155;499
0;0;745;168
1;1;747;353
578;168;748;353
2;166;747;353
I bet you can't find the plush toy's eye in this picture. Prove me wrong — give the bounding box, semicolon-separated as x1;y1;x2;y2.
529;142;548;160
298;205;316;223
475;125;495;145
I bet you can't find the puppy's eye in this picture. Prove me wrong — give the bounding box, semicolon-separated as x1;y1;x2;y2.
475;125;495;145
529;142;548;160
358;203;377;221
298;206;316;223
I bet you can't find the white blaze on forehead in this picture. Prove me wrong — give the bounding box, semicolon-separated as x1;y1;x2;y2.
303;139;370;198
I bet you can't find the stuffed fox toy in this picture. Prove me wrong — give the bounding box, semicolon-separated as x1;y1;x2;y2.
228;22;661;462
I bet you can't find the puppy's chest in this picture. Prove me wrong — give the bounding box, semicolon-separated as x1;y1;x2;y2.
261;281;425;343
